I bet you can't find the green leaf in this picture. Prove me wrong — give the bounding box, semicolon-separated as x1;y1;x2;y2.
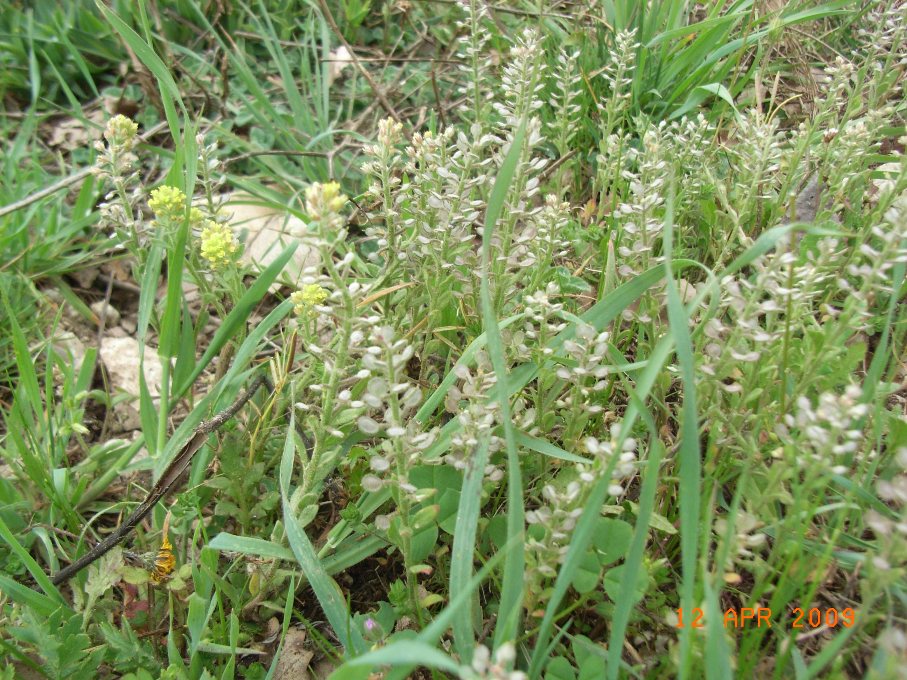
591;518;633;566
410;524;439;563
328;536;516;679
280;416;367;655
529;334;674;679
0;575;65;618
0;515;65;606
208;534;295;561
332;641;460;675
670;82;737;119
571;551;602;594
95;1;185;141
663;182;701;677
411;505;440;531
545;656;577;680
173;244;298;397
480;117;527;651
603;564;648;604
516;431;592;464
449;436;490;661
413;312;525;424
554;266;592;294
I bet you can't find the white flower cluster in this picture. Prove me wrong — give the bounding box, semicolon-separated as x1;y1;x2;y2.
731;109;786;220
292;254;369;330
494;28;546;127
526;481;583;577
714;512;768;569
581;421;638;497
555;323;612;416
523;423;637;597
462;642;526;680
444;356;504;482
361;117;405;260
455;0;494;122
816;56;856;110
616;124;669;281
665;113;715;206
842;196;907;299
856;4;907;70
823;107;890;205
397;125;492;293
548;47;582;155
777;384;868;474
196;133;227;211
866;448;907;573
600;29;638;129
524;195;572;273
698;233;841;392
510;283;567;365
356;326;438;495
93;115;141;238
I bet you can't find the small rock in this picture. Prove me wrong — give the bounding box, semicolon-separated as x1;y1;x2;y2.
677;278;697;304
327;46;354;85
273;628;313;680
71;267;100;289
99;336;162;398
91;300;121;327
224;192;320;287
120;315;137;335
53;331;87;368
110;402;142;432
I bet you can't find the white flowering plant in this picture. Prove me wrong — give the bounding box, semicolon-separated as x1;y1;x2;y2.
1;2;906;679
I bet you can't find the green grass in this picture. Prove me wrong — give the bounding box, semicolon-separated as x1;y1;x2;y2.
1;0;906;678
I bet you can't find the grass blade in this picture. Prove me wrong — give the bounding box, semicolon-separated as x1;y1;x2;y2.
173;243;298;397
606;438;664;678
481;119;527;651
663;184;703;678
0;515;65;605
280;416;367;656
449;434;491;660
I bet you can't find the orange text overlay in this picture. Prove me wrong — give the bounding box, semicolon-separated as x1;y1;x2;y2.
676;607;856;629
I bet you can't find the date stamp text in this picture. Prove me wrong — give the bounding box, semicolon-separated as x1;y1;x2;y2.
675;607;856;629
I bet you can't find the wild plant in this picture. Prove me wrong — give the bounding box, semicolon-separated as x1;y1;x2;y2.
547;46;582;192
3;1;906;678
455;0;494;126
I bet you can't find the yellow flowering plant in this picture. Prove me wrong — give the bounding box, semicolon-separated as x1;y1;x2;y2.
305;181;347;231
199;219;240;271
291;284;330;317
103;114;139;150
148;185;188;222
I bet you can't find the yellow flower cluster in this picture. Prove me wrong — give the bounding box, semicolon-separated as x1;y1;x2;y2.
305;181;347;228
148;186;187;221
103;114;138;150
199;220;240;270
291;284;329;317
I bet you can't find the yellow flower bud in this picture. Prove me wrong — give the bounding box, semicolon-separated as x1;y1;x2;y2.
305;182;347;228
103;115;139;150
148;186;187;221
199;220;240;270
291;284;329;317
